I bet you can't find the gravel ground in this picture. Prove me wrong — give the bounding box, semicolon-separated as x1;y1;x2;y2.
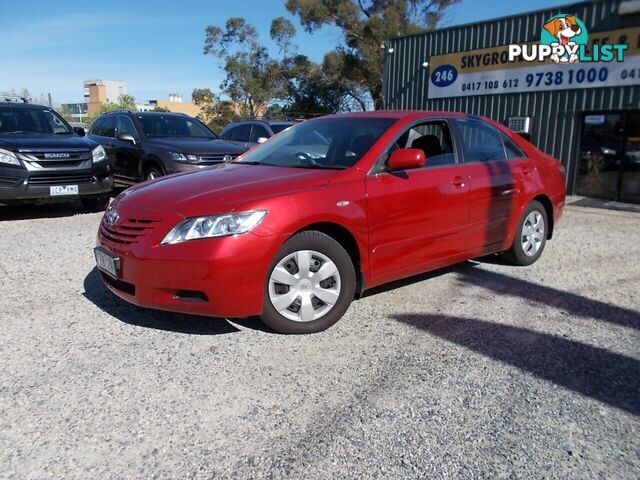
1;200;638;479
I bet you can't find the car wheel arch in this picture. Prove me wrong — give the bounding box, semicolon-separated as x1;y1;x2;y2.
292;222;366;298
532;194;554;240
141;156;165;178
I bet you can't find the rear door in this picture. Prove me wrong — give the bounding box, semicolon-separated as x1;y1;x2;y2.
453;118;537;255
365;119;470;285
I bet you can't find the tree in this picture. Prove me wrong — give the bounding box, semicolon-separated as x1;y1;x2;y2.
203;17;294;118
86;94;137;126
193;88;251;133
285;0;459;109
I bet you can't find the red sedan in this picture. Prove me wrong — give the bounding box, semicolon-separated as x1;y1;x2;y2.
94;111;565;334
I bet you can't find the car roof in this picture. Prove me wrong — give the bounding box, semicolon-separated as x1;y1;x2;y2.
0;102;49;110
228;119;295;126
324;110;472;120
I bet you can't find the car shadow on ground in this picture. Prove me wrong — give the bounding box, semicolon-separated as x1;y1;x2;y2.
457;267;640;331
393;313;640;416
82;268;270;335
0;201;91;221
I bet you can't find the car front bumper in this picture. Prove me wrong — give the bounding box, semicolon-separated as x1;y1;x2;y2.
0;163;113;204
95;203;285;318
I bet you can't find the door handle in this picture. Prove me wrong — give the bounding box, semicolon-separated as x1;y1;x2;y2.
450;176;466;187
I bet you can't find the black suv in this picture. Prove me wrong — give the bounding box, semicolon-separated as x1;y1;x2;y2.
220;120;295;149
88;111;247;183
0;99;113;211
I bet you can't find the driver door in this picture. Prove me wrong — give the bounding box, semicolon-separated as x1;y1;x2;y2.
365;119;470;286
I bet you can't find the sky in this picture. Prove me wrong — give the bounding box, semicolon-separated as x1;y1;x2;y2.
0;0;567;104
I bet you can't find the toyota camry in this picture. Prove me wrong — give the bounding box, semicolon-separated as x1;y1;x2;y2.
94;111;565;334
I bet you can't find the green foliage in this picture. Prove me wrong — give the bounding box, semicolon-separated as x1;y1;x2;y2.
192;88;252;133
285;0;459;108
86;94;137;127
203;17;293;118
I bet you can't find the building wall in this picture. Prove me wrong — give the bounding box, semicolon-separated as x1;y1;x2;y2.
83;80;127;117
149;99;202;117
383;0;640;193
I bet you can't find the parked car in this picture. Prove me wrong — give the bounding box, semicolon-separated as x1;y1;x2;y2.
94;111;566;334
88;111;247;183
0;98;113;211
219;120;295;149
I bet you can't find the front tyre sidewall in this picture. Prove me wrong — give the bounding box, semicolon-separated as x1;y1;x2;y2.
508;200;548;266
260;231;356;334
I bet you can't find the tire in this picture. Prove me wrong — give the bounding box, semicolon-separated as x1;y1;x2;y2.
502;200;548;266
82;195;111;213
144;165;164;181
260;231;356;334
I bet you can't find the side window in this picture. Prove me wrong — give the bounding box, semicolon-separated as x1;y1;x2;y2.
117;115;138;138
250;124;269;143
455;119;507;162
502;133;526;159
90;118;104;136
102;116;116;138
225;125;252;142
392;120;457;168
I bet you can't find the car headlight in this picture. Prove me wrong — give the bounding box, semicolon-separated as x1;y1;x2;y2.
600;147;617;156
92;145;107;163
161;210;267;244
0;147;20;166
170;152;200;164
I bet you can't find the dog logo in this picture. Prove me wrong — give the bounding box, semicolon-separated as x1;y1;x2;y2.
106;207;120;227
541;14;588;63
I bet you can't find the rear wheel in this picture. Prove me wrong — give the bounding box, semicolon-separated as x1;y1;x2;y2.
82;195;110;212
144;165;164;181
502;200;548;266
260;231;356;334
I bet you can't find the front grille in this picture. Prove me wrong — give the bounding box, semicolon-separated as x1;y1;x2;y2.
100;272;136;296
29;151;87;160
28;174;95;186
32;160;84;169
100;217;161;245
199;153;239;165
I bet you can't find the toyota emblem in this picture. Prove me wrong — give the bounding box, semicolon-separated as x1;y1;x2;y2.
106;208;120;226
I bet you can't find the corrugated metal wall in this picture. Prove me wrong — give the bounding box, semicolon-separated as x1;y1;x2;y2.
383;0;640;192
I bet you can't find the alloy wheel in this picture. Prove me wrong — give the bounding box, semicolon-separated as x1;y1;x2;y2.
268;249;341;322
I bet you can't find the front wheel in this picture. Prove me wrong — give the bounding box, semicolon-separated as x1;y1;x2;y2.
144;165;164;181
260;231;356;334
502;200;548;266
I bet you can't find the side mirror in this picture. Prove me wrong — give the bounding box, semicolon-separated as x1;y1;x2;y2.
73;127;85;136
117;133;137;145
387;148;426;171
257;137;268;144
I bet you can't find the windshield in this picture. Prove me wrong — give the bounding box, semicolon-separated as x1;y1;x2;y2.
0;107;72;135
238;117;395;169
136;114;217;139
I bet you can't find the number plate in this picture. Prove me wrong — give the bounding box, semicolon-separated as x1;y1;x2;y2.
50;185;79;196
94;247;119;278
